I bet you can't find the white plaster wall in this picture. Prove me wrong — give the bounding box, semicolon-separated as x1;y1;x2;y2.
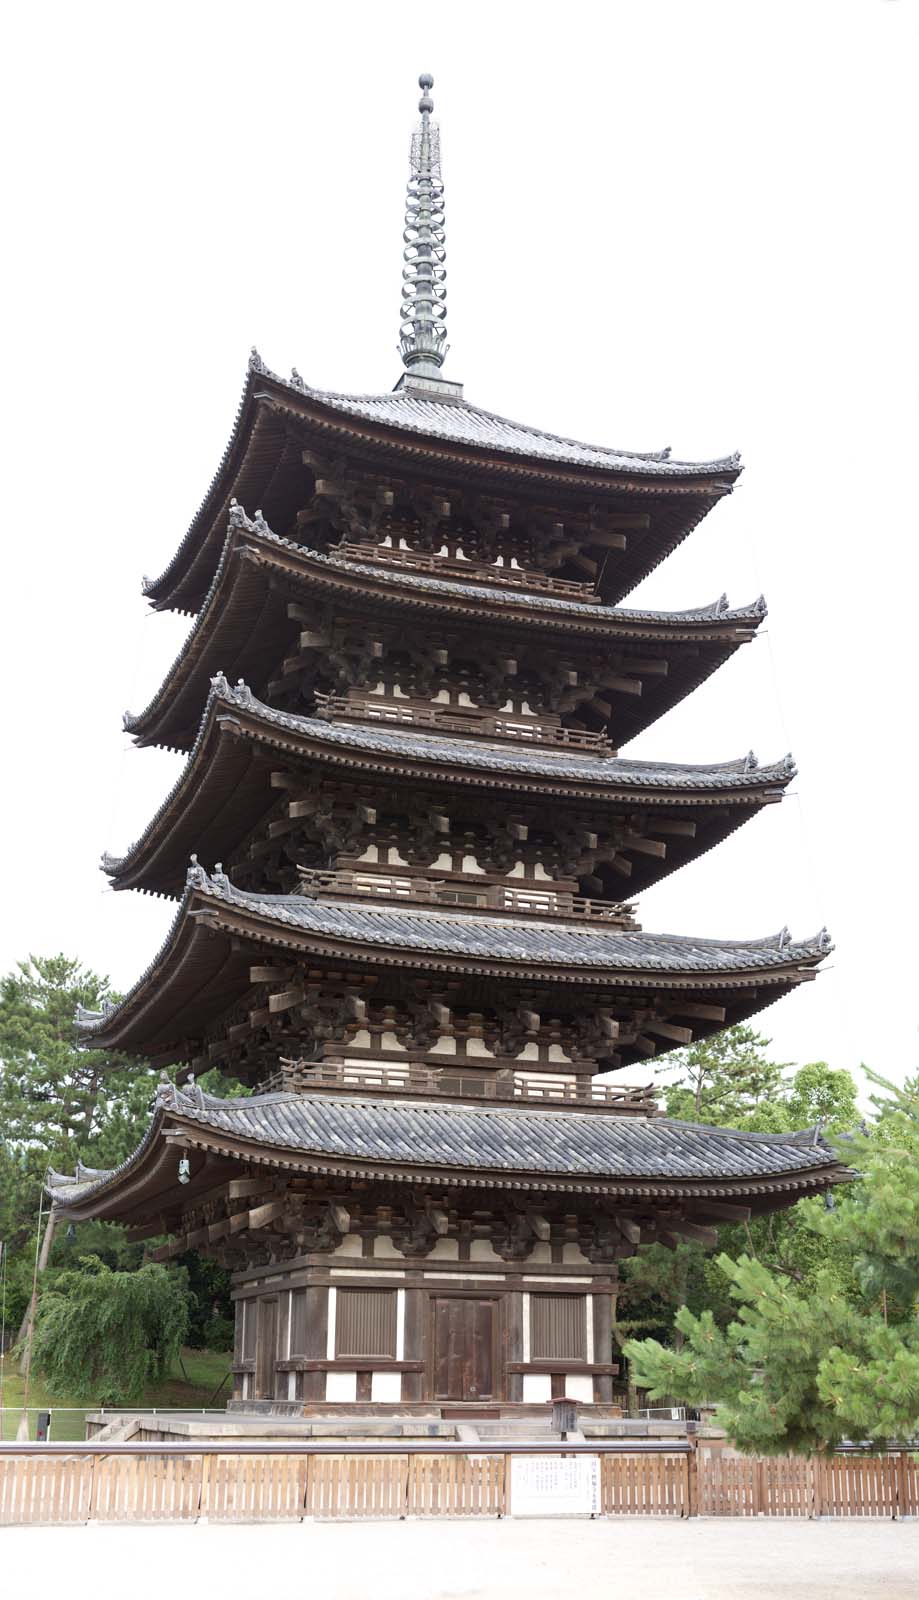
466;1037;495;1057
562;1243;590;1264
429;1035;457;1054
325;1370;357;1402
523;1374;552;1402
470;1238;501;1262
373;1235;404;1258
371;1372;402;1402
331;1233;363;1258
326;1287;337;1358
527;1242;552;1264
287;1372;298;1401
566;1374;594;1404
428;1237;459;1260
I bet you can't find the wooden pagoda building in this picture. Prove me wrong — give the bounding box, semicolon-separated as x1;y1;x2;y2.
49;77;846;1416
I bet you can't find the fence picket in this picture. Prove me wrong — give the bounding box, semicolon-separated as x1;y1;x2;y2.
0;1443;914;1523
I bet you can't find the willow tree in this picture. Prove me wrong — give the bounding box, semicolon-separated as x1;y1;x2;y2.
30;1257;191;1403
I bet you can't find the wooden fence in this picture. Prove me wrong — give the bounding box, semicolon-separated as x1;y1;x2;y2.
0;1442;916;1525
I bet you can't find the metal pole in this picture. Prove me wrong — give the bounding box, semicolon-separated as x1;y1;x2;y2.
17;1190;45;1439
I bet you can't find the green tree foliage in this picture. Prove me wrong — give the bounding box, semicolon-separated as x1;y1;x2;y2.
30;1257;191;1403
0;954;235;1374
0;955;157;1171
660;1025;788;1128
616;1033;860;1356
660;1028;858;1138
625;1071;919;1453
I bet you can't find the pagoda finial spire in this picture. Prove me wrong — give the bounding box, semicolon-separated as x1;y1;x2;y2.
399;73;448;379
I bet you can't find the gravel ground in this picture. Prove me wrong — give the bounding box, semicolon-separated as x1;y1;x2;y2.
4;1519;919;1599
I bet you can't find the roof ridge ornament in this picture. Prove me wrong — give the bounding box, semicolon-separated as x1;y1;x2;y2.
399;74;450;383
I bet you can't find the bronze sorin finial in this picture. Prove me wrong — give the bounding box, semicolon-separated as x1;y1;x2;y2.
400;73;447;378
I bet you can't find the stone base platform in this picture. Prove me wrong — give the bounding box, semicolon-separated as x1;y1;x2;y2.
85;1402;699;1445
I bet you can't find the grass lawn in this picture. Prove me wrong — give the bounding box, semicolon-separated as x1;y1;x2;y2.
0;1347;232;1440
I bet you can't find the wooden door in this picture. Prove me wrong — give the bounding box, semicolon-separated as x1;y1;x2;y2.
432;1297;497;1401
254;1296;278;1401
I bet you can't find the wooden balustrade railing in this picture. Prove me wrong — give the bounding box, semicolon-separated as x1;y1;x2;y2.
312;693;613;753
336;540;594;600
296;866;632;923
2;1440;917;1524
262;1059;658;1113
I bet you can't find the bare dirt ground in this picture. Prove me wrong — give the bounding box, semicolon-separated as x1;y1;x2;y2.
4;1519;919;1599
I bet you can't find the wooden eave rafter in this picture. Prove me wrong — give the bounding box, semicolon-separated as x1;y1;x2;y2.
108;695;789;900
128;525;762;754
145;373;740;616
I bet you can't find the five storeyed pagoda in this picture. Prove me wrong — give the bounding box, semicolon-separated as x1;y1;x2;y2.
49;77;846;1418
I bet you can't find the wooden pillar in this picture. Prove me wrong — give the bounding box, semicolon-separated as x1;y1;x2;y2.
401;1288;425;1402
592;1290;614;1404
301;1285;329;1403
505;1292;524;1402
254;1296;278;1400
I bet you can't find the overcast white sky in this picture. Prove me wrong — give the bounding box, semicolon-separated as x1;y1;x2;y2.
1;1;916;1090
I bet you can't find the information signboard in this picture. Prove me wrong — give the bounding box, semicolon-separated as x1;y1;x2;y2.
510;1454;601;1516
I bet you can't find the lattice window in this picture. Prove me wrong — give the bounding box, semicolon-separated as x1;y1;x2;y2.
530;1294;587;1360
335;1289;398;1358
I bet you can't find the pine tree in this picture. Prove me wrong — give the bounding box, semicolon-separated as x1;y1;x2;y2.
0;955;156;1170
660;1025;788;1127
625;1072;919;1452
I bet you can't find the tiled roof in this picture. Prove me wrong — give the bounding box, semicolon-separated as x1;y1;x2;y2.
46;1083;841;1206
143;358;742;613
199;678;793;791
153;504;764;626
204;883;830;972
104;680;792;900
77;866;831;1043
126;508;765;745
280;366;742;480
319;543;766;623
